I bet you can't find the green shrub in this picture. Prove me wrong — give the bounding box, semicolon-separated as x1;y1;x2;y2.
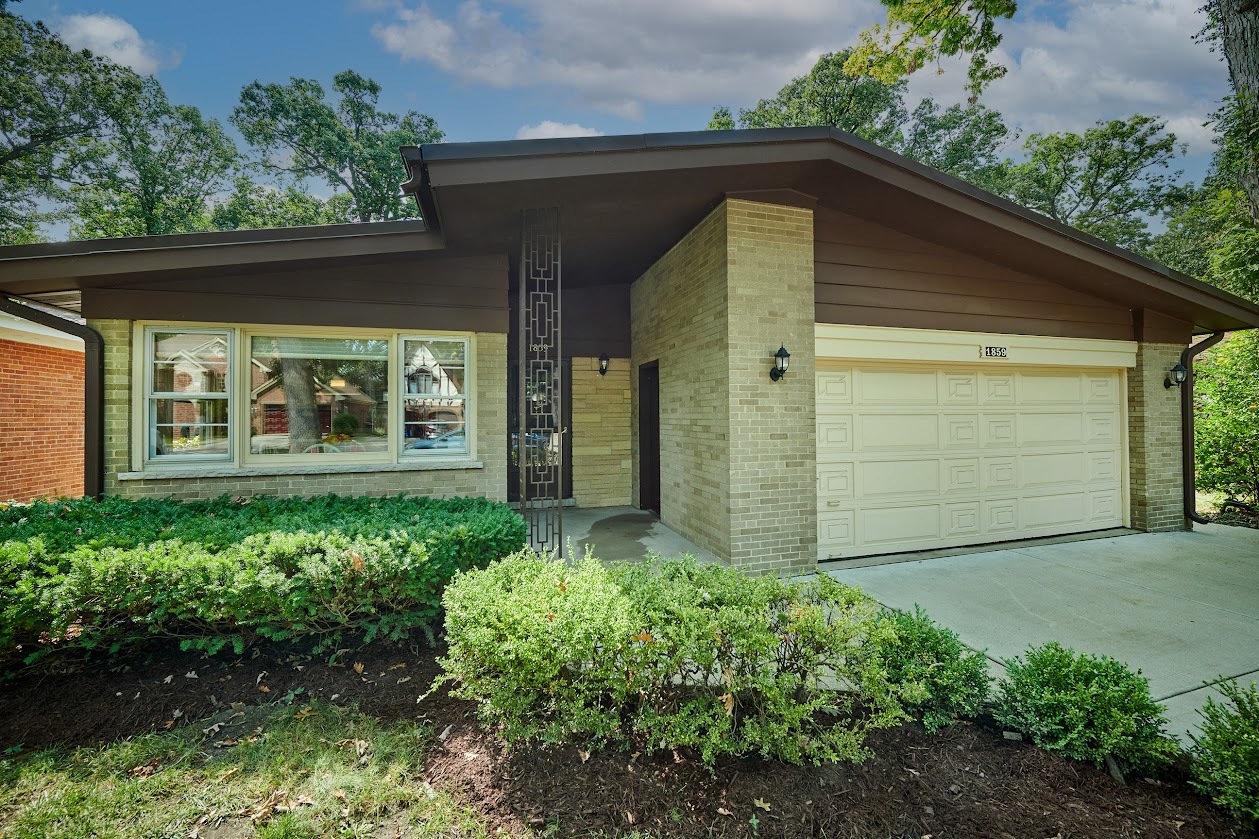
438;551;908;767
331;413;359;436
0;495;526;663
872;606;990;733
1190;680;1259;823
994;642;1178;771
1194;331;1259;505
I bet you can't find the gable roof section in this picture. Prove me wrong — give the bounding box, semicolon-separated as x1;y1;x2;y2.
401;128;1259;334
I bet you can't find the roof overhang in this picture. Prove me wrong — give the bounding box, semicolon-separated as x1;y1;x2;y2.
401;128;1259;334
0;220;442;305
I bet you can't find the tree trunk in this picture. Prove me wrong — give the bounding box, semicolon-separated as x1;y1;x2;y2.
280;356;321;453
1219;0;1259;220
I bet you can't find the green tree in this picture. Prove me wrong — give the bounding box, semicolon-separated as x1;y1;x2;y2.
232;70;442;223
208;176;353;231
0;12;141;243
900;98;1012;191
708;51;908;149
67;76;238;239
844;0;1017;98
1194;331;1259;504
1001;115;1186;251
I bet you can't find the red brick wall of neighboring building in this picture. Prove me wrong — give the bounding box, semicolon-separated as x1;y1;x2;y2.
0;338;85;501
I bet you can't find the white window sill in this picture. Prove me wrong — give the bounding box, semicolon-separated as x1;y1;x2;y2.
117;459;484;481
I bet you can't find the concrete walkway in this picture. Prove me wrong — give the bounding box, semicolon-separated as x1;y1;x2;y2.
825;524;1259;744
563;506;722;565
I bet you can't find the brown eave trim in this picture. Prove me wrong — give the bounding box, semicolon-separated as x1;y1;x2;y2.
402;128;1259;331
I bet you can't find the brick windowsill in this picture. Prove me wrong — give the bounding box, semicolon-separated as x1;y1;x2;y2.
118;460;485;481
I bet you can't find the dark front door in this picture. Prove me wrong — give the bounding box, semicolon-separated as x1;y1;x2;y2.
638;361;661;514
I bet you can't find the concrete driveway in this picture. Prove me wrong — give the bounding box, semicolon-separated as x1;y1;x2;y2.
826;523;1259;744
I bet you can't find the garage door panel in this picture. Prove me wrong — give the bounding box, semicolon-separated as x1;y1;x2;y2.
943;415;979;448
1020;413;1084;446
944;459;980;493
943;373;978;404
983;457;1017;490
1020;452;1086;488
859;503;942;546
857;369;938;404
1018;372;1084;404
817;372;852;406
859;459;940;497
859;413;939;450
946;502;981;537
1021;492;1088;529
818;360;1125;560
981;373;1015;404
817;463;853;501
817;417;853;455
1087;412;1120;444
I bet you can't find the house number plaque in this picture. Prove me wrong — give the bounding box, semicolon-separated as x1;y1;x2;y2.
982;346;1008;358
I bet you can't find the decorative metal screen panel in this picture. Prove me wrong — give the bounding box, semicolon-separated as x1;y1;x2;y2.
517;207;563;553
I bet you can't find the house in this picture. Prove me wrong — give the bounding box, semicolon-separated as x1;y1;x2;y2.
0;307;85;502
2;128;1258;575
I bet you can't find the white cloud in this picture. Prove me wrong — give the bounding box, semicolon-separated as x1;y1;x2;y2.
905;0;1227;157
515;121;604;140
56;13;181;74
371;0;881;118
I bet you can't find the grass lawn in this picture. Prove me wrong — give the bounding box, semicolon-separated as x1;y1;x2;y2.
0;702;488;839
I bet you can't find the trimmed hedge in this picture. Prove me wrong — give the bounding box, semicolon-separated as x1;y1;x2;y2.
1190;679;1259;823
994;642;1178;772
438;551;910;767
0;495;526;662
873;606;990;733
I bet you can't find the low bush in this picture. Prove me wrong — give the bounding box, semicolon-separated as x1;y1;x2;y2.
438;551;909;767
994;642;1178;771
872;606;990;733
0;495;526;663
1190;679;1259;823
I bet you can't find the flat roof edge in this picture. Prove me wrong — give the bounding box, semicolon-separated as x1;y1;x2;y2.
0;219;432;263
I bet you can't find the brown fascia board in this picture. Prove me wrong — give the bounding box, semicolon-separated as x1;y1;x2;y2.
401;128;1259;332
0;220;441;292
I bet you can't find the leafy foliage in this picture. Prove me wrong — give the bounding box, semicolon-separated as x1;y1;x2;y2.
1002;115;1186;251
845;0;1018;98
208;176;353;231
68;76;238;238
899;98;1013;192
0;495;526;662
232;70;442;223
439;551;909;767
994;642;1178;771
0;12;141;243
1190;679;1259;823
1193;331;1259;504
709;51;908;149
872;606;990;733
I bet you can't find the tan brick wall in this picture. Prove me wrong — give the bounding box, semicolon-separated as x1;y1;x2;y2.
630;199;818;574
632;202;732;560
0;338;85;501
1128;341;1188;532
90;318;508;501
571;356;631;507
725;200;817;575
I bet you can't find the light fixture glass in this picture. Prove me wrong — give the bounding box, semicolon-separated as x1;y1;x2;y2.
598;353;610;376
1164;362;1188;389
770;345;790;381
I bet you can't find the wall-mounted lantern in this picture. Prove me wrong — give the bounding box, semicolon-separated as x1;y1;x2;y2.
769;345;790;382
1164;362;1188;389
599;353;610;376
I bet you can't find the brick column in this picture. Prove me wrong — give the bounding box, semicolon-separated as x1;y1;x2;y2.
88;318;133;496
1127;342;1188;532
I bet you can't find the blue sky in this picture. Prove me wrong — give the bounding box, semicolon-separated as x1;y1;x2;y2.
18;0;1230;183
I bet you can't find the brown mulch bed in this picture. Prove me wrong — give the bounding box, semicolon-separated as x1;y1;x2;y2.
2;641;1253;838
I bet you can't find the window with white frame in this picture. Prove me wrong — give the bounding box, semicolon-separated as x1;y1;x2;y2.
146;329;232;460
140;327;473;468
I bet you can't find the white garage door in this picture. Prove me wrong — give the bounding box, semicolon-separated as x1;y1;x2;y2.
817;362;1126;560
